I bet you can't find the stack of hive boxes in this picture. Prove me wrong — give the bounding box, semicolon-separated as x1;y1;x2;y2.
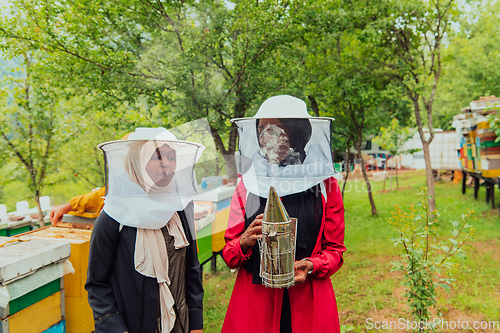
20;227;94;333
476;120;500;178
454;97;500;176
193;185;235;264
458;136;465;170
466;96;500;177
0;236;71;333
0;199;52;237
455;112;479;172
468;118;480;171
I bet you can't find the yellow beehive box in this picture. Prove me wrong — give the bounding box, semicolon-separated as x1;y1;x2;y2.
7;292;62;333
65;295;94;333
482;169;500;178
468;130;476;141
211;207;230;253
21;227;94;333
22;227;91;296
477;121;490;130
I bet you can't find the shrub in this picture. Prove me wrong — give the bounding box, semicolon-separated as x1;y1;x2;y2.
389;188;475;332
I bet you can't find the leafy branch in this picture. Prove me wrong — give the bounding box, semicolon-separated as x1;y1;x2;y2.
388;187;475;332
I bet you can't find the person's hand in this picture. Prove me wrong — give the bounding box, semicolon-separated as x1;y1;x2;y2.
294;259;313;284
190;330;203;333
239;213;263;254
49;202;72;225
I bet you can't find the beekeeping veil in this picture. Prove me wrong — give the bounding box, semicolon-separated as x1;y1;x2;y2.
232;95;335;198
99;127;205;229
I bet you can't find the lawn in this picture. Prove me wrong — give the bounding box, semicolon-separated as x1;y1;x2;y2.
201;170;500;333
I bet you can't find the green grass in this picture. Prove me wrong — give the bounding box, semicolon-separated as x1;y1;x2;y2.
202;170;500;332
4;169;498;332
202;257;236;333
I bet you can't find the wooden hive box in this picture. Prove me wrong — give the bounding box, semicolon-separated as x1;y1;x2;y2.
20;227;94;333
0;237;70;333
4;222;32;237
476;121;500;177
193;185;235;265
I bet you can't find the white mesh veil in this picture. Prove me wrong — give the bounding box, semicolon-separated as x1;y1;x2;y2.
99;127;205;229
232;95;336;198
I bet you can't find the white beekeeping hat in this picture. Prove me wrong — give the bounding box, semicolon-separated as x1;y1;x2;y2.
232;95;336;198
98;127;205;229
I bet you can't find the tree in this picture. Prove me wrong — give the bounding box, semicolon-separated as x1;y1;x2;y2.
277;0;413;216
0;0;304;178
373;118;417;191
0;55;73;227
57;111;120;189
380;0;459;213
432;0;500;130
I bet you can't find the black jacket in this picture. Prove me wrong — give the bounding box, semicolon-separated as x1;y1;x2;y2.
85;202;203;333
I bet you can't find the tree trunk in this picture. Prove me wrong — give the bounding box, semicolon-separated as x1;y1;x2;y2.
383;169;387;193
342;141;351;199
307;96;320;117
215;154;220;176
413;96;436;213
210;124;239;179
222;154;238;179
421;141;436;213
396;162;399;190
222;91;246;179
342;159;350;199
35;194;45;228
331;149;338;163
356;141;377;216
390;167;393;191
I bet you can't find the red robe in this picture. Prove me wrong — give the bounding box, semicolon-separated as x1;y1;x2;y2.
221;177;346;333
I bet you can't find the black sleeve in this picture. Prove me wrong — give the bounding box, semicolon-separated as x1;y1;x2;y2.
85;212;128;333
182;202;204;330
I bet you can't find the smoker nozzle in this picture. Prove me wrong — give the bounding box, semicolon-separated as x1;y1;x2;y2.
263;186;290;223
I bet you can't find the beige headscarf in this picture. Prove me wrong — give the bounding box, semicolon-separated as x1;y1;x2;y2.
125;140;190;333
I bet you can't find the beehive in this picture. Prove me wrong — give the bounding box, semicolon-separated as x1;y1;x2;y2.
20;227;94;333
456;96;500;176
0;237;70;333
0;221;32;237
476;120;500;177
193;186;235;264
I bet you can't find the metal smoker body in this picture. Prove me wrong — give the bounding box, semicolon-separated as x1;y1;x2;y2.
258;186;297;288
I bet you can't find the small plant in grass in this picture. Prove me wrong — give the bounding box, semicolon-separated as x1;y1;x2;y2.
388;188;475;332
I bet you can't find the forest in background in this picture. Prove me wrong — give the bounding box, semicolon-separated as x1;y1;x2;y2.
0;0;499;211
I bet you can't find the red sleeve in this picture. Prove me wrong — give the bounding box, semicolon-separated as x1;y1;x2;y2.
221;180;253;269
307;177;346;278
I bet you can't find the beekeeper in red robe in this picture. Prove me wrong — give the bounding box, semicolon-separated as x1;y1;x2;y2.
221;95;346;333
